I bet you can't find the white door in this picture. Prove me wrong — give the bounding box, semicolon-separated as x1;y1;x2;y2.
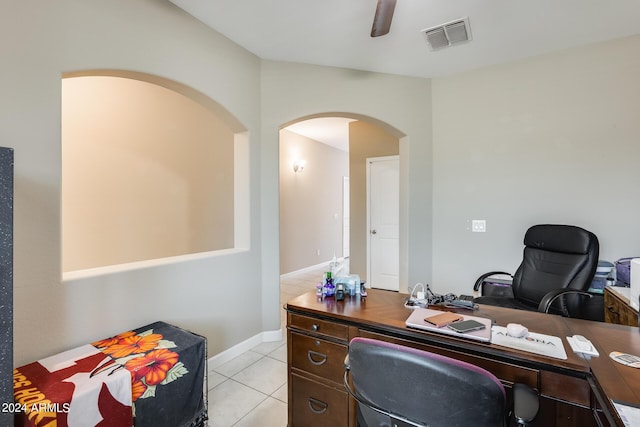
367;156;399;291
343;176;350;259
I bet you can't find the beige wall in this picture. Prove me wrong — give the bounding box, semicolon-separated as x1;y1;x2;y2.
432;35;640;296
8;0;637;368
62;76;234;272
4;0;263;365
261;62;433;295
279;129;348;274
349;121;399;281
5;0;433;365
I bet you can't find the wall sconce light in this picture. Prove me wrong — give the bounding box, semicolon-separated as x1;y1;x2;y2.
293;160;306;173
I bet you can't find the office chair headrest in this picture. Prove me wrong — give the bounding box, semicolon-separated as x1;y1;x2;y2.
524;224;597;255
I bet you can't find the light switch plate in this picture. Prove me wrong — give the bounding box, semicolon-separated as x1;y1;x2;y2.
472;220;486;232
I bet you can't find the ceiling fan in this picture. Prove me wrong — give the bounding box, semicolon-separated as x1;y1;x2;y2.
371;0;397;37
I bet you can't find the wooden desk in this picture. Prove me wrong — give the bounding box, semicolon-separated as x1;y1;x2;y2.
604;286;639;326
566;317;640;426
285;289;640;427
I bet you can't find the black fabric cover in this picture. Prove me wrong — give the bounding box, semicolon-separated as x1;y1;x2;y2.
92;321;208;427
128;322;207;427
348;338;506;427
475;224;599;317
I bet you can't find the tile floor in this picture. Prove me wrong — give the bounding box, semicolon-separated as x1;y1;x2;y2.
207;264;327;427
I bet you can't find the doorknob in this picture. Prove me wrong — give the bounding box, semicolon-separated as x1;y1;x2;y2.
371;229;377;235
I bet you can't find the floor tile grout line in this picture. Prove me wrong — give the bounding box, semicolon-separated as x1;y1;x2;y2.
229;367;287;394
218;354;287;395
212;352;266;379
210;340;287;378
268;393;289;407
210;265;329;426
226;377;286;405
264;354;286;364
229;395;287;427
227;379;270;427
209;346;286;392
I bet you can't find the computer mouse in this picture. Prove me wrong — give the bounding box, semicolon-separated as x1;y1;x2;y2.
506;323;528;338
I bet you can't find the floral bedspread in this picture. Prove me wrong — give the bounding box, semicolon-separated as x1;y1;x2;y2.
92;321;207;427
14;345;133;427
14;322;207;427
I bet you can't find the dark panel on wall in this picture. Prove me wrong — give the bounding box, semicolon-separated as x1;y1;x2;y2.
0;147;13;427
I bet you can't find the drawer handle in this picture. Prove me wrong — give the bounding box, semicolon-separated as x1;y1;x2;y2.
308;397;328;415
307;350;328;366
607;306;620;315
312;324;319;331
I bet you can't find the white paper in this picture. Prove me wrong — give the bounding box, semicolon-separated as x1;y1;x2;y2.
614;401;640;427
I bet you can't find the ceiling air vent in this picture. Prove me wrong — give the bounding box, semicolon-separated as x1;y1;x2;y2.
422;17;472;51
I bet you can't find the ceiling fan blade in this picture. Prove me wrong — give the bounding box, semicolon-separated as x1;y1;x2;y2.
371;0;397;37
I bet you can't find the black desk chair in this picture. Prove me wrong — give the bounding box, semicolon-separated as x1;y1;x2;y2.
473;224;602;321
344;337;538;426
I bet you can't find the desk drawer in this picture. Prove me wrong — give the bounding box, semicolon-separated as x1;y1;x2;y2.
291;332;348;384
604;288;638;327
289;313;349;341
290;373;348;427
540;371;590;407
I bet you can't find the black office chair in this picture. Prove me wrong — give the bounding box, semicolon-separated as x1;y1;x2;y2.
344;337;538;426
473;224;602;320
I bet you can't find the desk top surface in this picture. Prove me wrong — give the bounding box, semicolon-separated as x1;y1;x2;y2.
286;290;588;371
566;316;640;407
285;289;640;420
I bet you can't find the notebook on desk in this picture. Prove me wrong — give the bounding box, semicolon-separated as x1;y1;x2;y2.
405;308;492;343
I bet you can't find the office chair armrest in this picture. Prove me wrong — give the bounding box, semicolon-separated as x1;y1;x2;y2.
513;383;539;424
537;289;593;315
473;271;513;293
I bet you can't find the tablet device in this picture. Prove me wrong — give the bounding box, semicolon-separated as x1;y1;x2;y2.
405;308;492;343
447;319;486;333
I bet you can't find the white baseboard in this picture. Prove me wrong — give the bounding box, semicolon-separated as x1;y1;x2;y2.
208;327;284;370
280;261;330;279
280;257;349;279
262;328;284;342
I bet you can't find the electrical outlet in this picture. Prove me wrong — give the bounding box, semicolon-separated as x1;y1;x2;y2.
316;249;321;256
472;220;486;233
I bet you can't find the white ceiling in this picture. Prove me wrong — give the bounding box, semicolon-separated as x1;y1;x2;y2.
169;0;640;146
284;118;355;152
170;0;640;79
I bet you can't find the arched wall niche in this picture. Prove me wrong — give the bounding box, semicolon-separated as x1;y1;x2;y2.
62;70;250;278
64;70;247;133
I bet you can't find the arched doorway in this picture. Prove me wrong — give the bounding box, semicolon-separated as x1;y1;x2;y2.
279;113;404;290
